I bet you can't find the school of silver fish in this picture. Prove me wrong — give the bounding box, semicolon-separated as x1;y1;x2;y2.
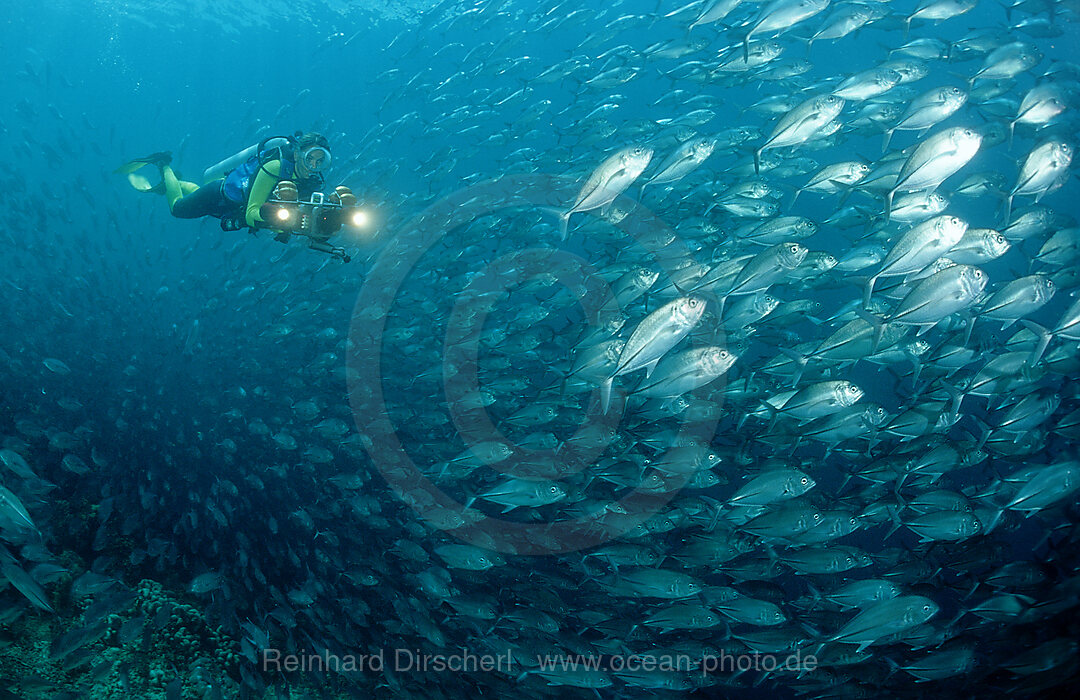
3;0;1080;698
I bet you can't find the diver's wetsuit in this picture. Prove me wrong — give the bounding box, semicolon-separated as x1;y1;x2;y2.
166;158;293;228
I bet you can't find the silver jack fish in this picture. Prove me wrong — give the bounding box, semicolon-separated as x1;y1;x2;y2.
885;126;981;220
558;145;653;240
600;296;706;413
1005;140;1073;220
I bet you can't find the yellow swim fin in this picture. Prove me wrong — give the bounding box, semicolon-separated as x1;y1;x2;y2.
126;173;165;194
114;151;172;175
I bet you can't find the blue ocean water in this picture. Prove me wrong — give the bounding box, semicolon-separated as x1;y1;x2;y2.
2;1;1080;698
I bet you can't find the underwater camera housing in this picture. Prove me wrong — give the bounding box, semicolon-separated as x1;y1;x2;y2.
258;182;369;262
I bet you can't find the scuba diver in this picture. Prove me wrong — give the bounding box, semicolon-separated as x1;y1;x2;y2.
117;132;363;261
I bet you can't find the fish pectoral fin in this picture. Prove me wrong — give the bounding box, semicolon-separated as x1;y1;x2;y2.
643;358;660;378
600;167;630;191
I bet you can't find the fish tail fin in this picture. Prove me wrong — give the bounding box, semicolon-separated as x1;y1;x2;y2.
909;355;923;391
600;377;613;414
982;507;1006;536
1020;320;1053;365
884;500;904;540
1002;194;1014;226
804;581;822;611
945;606;970;627
883;188;894;223
868;321;885;356
881;127;895;153
778;347;808;387
539;206;570;240
837;464;854;493
961;313;976;348
706;500;725;533
943;382;966;417
836;184;855;209
969;411;992;452
753;147;763;175
800;620;824;642
856;308;886;354
762;401;781;434
863;275;877;308
762;542;779;569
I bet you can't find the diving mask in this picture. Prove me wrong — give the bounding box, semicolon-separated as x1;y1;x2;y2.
299;145;332;173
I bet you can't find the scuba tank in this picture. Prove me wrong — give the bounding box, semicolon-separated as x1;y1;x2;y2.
202;136;291;184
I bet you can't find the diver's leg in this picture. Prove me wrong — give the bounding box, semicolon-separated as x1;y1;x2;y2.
162;165;185;211
170;179;228;219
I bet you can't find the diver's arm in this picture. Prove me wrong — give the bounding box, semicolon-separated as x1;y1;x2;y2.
245;160;284;228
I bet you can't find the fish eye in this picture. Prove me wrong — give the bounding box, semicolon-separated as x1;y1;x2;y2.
800;477;808;484
790;245;798;252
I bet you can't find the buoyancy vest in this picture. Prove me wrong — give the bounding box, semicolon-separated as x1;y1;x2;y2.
222;140;297;204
